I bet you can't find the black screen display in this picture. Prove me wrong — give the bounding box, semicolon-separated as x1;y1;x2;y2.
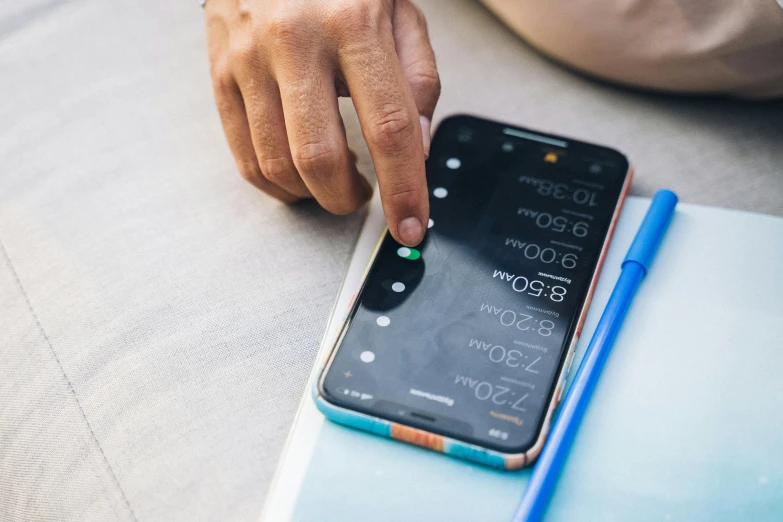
320;115;629;453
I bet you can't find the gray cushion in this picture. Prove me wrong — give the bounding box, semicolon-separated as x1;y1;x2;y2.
0;0;780;521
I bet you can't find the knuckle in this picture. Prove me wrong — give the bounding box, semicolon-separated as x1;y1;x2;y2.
237;161;297;202
326;1;384;42
328;2;371;30
396;0;428;30
408;66;441;97
210;59;234;91
265;11;308;50
324;197;363;216
412;3;428;27
260;156;297;184
366;105;416;153
382;185;419;210
237;160;262;183
228;38;259;67
291;141;340;173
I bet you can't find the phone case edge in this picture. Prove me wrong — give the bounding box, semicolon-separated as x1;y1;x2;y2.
313;162;634;471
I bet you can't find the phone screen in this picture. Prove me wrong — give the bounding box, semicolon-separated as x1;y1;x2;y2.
320;115;629;453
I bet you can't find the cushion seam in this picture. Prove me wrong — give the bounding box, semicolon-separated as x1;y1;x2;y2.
0;236;139;522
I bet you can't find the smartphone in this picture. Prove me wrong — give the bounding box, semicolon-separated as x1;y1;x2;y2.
314;114;632;470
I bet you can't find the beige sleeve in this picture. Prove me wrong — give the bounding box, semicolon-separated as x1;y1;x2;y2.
479;0;783;99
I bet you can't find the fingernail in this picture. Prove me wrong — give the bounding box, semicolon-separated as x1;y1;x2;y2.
420;115;431;159
398;217;424;246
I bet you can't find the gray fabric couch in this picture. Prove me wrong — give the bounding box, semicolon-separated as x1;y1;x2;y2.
1;0;780;520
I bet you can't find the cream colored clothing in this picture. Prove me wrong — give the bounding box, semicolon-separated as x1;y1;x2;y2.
481;0;783;99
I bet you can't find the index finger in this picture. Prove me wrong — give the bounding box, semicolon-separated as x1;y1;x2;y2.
338;13;429;246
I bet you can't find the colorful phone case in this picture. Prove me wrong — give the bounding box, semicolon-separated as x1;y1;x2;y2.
314;158;633;471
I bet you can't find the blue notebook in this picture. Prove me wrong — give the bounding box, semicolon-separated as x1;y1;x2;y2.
262;195;783;522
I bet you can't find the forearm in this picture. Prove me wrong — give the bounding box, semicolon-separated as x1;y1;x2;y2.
479;0;783;99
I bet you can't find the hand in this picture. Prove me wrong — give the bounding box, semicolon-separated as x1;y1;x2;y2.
205;0;440;246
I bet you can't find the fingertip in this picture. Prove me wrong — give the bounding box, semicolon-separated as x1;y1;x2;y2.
397;216;424;246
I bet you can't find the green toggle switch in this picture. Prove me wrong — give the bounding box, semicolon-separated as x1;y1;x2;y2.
396;247;421;260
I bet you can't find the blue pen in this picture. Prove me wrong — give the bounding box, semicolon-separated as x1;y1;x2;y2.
511;189;679;522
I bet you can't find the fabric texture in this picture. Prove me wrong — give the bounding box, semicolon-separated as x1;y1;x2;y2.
0;0;781;521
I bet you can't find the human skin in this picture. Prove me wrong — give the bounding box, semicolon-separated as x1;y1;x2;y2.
205;0;441;246
479;0;783;99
